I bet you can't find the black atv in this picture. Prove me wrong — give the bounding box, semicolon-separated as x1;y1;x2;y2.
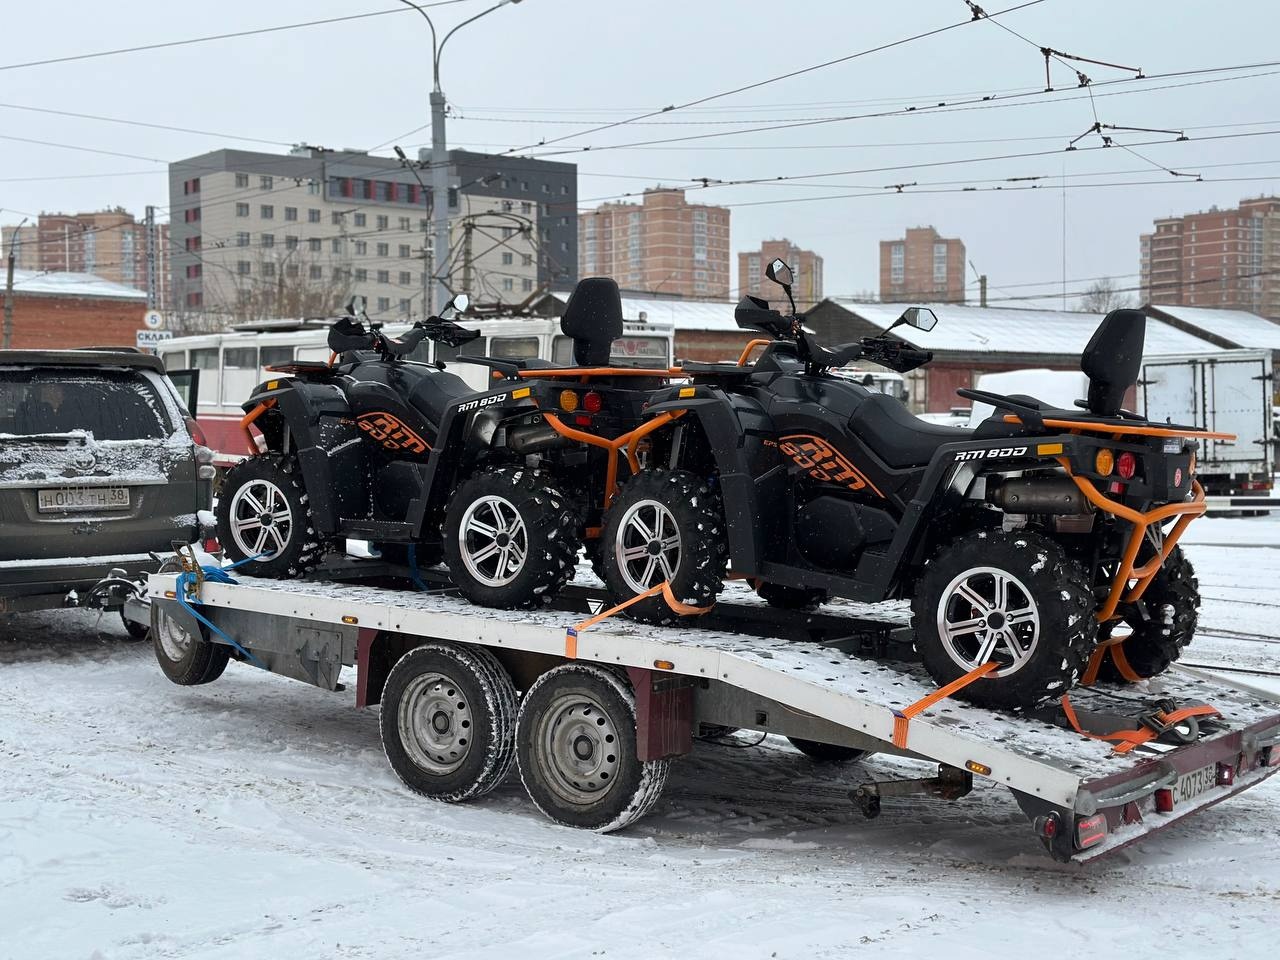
590;259;1222;709
216;283;672;609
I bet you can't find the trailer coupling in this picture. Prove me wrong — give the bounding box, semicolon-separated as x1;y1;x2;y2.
851;764;974;819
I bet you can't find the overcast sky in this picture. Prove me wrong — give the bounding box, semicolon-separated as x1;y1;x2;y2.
1;0;1276;307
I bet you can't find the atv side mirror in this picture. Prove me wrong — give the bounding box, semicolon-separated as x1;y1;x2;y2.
892;307;937;332
346;295;368;317
444;293;470;317
765;258;794;288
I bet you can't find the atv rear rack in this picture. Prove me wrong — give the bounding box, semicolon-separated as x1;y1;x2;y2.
147;568;1280;863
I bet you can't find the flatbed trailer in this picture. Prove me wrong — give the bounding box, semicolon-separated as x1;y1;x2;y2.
146;565;1280;863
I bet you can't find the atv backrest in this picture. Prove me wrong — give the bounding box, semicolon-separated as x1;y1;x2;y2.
560;277;624;366
1081;308;1145;417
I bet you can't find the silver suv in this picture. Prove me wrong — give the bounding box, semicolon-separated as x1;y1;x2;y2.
0;349;213;624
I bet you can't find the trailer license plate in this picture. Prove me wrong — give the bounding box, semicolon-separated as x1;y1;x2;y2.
37;487;130;513
1174;763;1217;805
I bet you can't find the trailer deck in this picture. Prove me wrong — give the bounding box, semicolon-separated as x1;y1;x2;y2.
148;566;1280;862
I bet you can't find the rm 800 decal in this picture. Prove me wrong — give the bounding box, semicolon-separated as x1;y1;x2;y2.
953;446;1028;462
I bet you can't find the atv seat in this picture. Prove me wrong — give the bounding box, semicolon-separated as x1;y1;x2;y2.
408;370;472;427
849;392;973;469
561;277;624;366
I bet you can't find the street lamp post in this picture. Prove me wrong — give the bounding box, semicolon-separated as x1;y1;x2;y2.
398;0;524;315
3;216;30;350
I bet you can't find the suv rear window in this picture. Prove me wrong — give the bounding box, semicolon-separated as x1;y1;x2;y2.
0;369;171;440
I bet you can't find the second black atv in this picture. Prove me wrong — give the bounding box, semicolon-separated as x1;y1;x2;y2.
588;259;1224;709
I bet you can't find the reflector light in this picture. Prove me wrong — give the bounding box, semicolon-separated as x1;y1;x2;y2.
1075;813;1108;849
574;414;591;426
342;615;359;625
1094;448;1115;476
558;390;579;413
202;537;221;554
1117;451;1137;479
1033;813;1060;838
965;760;991;776
583;391;604;414
1217;762;1235;786
653;659;675;670
164;590;177;599
1154;788;1174;813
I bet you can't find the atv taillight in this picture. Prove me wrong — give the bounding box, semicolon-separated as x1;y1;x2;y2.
583;391;603;414
1094;448;1114;476
185;417;208;447
1117;451;1137;480
559;389;580;413
1075;813;1108;850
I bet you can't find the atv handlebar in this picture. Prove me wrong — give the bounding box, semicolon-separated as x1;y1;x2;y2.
326;313;481;362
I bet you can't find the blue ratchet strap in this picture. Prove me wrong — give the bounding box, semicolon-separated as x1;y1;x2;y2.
174;553;268;669
406;543;431;593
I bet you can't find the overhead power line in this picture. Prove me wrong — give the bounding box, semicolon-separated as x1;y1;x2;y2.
0;2;475;73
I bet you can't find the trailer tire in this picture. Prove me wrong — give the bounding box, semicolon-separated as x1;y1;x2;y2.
787;737;869;764
1096;546;1200;682
379;643;517;802
600;470;726;625
443;467;582;609
912;529;1097;710
151;602;230;686
216;455;325;579
120;608;150;640
516;663;669;832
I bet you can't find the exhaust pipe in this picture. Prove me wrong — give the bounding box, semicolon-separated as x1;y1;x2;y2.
507;418;567;455
989;477;1090;515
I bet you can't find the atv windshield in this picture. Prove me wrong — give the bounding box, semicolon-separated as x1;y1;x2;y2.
0;369;172;440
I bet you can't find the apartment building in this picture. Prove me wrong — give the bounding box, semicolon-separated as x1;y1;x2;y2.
879;226;966;304
739;239;824;308
580;188;731;298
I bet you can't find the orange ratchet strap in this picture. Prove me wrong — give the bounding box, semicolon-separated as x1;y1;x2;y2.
564;581;713;658
891;662;998;749
1081;632;1144;686
1060;693;1220;754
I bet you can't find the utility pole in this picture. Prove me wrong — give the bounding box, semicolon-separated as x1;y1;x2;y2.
461;217;474;296
3;216;27;349
979;274;988;308
145;205;158;310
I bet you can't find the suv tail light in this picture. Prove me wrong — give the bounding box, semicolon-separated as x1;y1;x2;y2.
185;416;208;447
1075;813;1108;850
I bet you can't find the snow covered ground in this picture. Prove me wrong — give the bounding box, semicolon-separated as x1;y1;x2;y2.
3;521;1279;959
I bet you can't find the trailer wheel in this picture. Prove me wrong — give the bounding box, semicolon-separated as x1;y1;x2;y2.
152;602;230;686
912;529;1097;710
443;467;582;609
516;664;669;832
600;470;726;625
1096;546;1200;682
216;455;325;579
120;608;150;640
379;643;517;802
787;737;869;764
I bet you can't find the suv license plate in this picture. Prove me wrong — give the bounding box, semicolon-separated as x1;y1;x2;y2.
37;487;131;513
1173;763;1217;806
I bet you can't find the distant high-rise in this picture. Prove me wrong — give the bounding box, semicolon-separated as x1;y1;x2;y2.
580;188;730;298
739;239;823;308
1;211;168;309
1140;196;1280;318
879;226;965;304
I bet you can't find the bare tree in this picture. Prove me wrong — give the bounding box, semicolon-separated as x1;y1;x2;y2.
205;248;353;325
1077;277;1132;314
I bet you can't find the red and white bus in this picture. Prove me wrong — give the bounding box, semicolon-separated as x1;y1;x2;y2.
155;316;675;469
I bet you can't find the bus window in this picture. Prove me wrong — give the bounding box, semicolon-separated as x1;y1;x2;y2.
296;346;329;363
261;346;294;368
409;339;432;364
158;349;186;371
222;347;260;406
190;348;220;404
437;337;488;363
490;336;539;360
551;335;574;366
611;335;670;369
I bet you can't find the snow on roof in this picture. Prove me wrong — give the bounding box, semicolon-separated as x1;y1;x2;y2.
1144;304;1280;351
10;269;148;301
552;290;736;331
831;299;1222;357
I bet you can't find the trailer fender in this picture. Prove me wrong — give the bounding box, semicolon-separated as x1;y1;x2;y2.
626;667;695;761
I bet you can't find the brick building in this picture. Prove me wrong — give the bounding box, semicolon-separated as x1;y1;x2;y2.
739;239;823;308
0;270;148;349
1;210;168;309
1140;196;1280;319
879;226;966;304
580;188;730;299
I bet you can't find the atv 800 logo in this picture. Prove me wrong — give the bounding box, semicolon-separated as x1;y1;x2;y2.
778;434;883;497
356;412;430;455
953;445;1028;462
456;392;509;413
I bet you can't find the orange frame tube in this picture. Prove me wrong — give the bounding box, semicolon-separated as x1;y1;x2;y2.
737;339;771;366
542;410;684;507
1056;456;1206;622
238;398;276;456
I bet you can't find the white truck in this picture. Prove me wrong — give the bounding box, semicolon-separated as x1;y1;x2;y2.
1140;350;1274;496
